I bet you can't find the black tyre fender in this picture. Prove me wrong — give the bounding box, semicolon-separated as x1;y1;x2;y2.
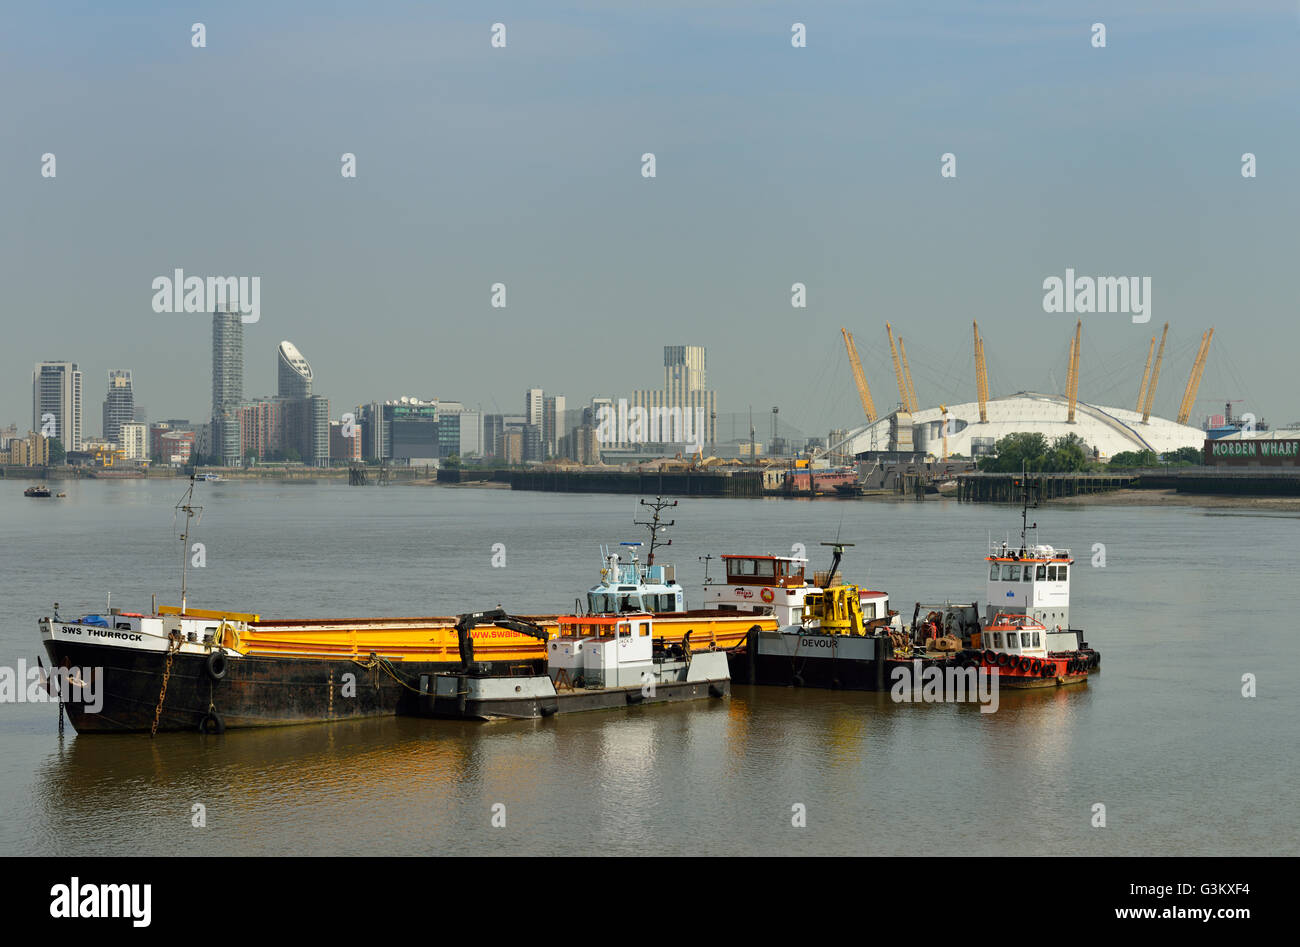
200;709;225;734
205;649;228;681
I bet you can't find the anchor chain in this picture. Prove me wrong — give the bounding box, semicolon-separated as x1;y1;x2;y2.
150;633;181;738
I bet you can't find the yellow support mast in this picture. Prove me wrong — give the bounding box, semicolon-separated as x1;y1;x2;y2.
1066;320;1081;423
939;404;949;460
898;337;918;413
1176;328;1214;424
973;321;989;423
1142;322;1169;423
841;327;878;423
1135;335;1156;413
885;322;912;412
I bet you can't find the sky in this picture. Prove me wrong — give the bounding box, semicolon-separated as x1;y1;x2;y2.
2;0;1298;439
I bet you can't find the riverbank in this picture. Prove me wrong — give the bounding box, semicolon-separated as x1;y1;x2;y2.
1052;488;1300;511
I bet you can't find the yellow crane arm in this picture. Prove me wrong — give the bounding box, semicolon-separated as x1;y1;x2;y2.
1142;322;1169;423
885;322;911;412
898;337;918;413
841;327;877;423
1067;320;1081;423
1136;336;1156;413
973;321;989;423
1177;328;1214;424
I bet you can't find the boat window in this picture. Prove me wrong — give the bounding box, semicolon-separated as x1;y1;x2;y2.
1006;632;1018;648
115;622;131;630
1032;632;1041;647
617;623;631;638
1036;565;1047;580
1005;564;1021;581
756;559;775;578
990;563;1000;581
1058;565;1068;582
1023;568;1033;582
863;602;876;620
731;559;757;577
639;622;649;637
993;632;1002;647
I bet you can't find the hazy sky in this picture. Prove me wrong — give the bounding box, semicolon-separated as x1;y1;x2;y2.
3;1;1298;439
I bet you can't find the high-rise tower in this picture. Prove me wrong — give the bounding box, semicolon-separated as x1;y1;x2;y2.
102;370;134;444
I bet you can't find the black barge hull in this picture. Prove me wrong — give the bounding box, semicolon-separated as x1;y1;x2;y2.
42;639;540;733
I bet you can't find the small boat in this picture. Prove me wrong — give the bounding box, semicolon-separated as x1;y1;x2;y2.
196;473;224;482
24;485;53;498
971;614;1096;688
418;609;730;720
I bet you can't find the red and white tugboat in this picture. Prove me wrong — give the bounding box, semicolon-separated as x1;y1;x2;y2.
975;613;1093;688
968;477;1100;686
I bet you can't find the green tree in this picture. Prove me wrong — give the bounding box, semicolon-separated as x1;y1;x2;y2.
1109;449;1157;467
1045;433;1089;472
977;432;1049;472
47;437;66;465
1163;446;1202;466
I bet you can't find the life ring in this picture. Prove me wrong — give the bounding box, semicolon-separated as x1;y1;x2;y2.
760;588;775;603
996;653;1009;667
200;709;225;734
982;650;996;665
1041;664;1054;678
206;649;228;681
1030;658;1041;674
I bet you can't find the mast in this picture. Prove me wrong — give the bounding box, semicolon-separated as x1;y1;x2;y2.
634;496;677;566
1015;464;1038;554
175;478;203;614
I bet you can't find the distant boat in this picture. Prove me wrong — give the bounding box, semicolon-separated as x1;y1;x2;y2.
24;485;54;498
196;473;225;482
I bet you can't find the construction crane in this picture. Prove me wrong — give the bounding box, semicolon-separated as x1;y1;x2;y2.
898;337;918;413
1066;320;1081;423
885;322;913;412
841;327;877;423
1135;335;1156;413
972;321;989;423
1176;327;1215;425
1141;322;1169;423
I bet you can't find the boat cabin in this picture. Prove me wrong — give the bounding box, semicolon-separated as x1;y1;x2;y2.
550;614;657;688
585;543;685;616
983;613;1048;658
700;554;816;625
985;542;1072;631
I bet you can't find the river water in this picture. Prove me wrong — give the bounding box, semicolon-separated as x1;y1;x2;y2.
1;480;1296;856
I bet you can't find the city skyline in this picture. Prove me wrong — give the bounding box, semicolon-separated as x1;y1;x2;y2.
2;2;1295;436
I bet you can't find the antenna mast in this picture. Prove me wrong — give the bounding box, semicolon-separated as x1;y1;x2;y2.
634;496;677;566
175;478;203;614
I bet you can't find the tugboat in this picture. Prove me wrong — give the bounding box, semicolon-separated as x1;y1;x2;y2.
900;474;1102;688
972;613;1095;688
578;497;781;650
418;608;730;720
24;484;54;497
